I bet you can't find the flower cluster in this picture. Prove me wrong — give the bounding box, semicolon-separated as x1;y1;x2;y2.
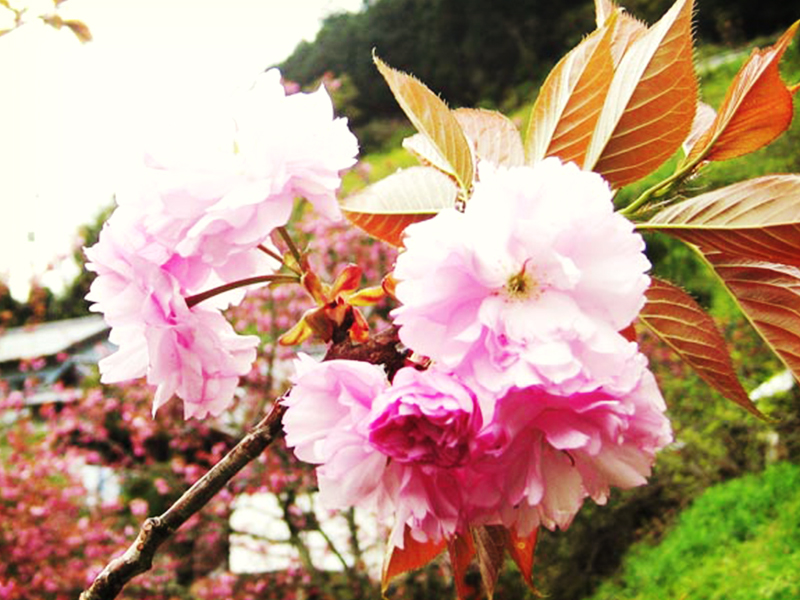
283;158;672;547
85;70;358;418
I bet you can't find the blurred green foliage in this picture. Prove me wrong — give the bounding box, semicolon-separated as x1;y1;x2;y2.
279;0;800;151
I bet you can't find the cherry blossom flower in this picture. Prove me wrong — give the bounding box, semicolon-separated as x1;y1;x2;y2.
117;69;359;279
85;68;358;419
392;158;651;397
283;357;488;547
282;158;671;549
85;215;259;419
283;353;671;548
367;367;481;468
282;355;389;508
466;367;672;534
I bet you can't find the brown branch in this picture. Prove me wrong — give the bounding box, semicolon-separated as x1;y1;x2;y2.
79;400;287;600
79;325;407;600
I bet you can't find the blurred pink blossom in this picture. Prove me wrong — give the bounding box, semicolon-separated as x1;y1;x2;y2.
118;68;358;278
85;68;358;419
129;498;149;518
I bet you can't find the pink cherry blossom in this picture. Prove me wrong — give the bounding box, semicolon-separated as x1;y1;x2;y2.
282;355;390;509
283;346;671;547
106;68;356;285
467;367;672;534
392;158;651;397
85;68;359;419
85;216;258;419
118;69;359;279
283;358;488;547
367;367;481;468
366;367;486;546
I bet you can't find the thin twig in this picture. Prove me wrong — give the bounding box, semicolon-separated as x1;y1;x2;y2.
79;400;288;600
185;274;299;308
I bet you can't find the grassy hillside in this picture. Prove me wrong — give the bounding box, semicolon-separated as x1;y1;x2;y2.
586;462;800;600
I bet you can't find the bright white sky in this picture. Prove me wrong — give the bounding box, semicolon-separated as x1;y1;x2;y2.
0;0;362;300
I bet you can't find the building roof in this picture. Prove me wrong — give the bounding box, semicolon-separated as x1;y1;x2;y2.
0;315;109;363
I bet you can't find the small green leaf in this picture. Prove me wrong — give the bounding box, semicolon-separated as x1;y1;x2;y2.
638;277;766;419
374;54;474;197
340;166;458;246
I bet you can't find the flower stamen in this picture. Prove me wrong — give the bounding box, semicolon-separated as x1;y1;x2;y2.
504;261;539;301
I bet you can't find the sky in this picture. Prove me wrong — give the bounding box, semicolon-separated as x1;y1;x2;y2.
0;0;363;300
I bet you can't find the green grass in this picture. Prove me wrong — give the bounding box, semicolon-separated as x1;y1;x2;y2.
586;462;800;600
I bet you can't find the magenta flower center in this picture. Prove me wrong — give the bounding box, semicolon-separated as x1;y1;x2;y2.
368;398;473;468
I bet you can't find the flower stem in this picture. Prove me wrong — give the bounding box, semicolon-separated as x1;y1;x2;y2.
620;149;711;218
257;243;284;264
258;243;302;275
277;226;304;268
185;274;299;308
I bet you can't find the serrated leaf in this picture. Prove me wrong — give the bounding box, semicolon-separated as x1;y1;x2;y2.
374;54;474;196
453;108;524;168
686;21;799;163
406;108;524;171
382;526;446;592
403;133;455;175
682;101;716;156
472;526;509;600
340;166;458;246
526;14;616;166
584;0;697;188
506;528;538;590
594;0;616;28
643;175;800;268
594;0;648;65
447;533;476;600
703;251;800;390
638;277;765;418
